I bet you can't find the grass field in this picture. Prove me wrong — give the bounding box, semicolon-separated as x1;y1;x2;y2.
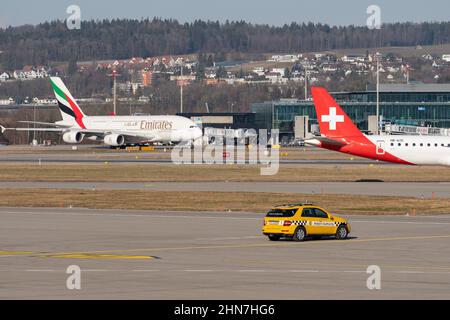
0;188;447;215
0;145;361;160
0;163;450;182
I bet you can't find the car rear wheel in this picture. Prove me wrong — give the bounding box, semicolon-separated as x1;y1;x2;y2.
336;225;348;239
268;235;280;241
293;227;306;242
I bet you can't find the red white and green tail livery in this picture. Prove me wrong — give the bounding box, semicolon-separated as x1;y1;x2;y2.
50;77;86;129
306;87;450;166
2;77;202;146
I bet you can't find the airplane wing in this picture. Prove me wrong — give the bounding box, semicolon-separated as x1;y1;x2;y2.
1;121;159;144
17;121;71;128
316;136;347;147
305;136;347;147
2;125;153;141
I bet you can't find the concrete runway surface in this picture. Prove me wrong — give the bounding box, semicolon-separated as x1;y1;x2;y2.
0;155;377;165
0;145;384;165
1;181;449;198
1;207;449;299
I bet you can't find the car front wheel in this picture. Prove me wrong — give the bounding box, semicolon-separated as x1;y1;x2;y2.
336;225;348;239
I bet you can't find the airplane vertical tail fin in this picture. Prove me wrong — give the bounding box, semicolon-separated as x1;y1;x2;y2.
311;87;364;138
50;77;87;129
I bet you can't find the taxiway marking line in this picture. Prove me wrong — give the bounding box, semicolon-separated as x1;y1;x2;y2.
0;251;35;256
44;253;155;260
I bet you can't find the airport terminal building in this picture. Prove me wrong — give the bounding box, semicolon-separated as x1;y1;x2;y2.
178;83;450;143
251;83;450;141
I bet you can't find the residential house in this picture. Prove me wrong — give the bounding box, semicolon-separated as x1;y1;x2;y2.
0;72;10;82
0;97;14;105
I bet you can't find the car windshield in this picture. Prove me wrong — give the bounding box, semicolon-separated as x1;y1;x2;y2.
266;208;297;217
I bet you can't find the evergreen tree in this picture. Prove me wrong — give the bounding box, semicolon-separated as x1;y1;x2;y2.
216;66;227;79
67;58;78;75
1;19;450;68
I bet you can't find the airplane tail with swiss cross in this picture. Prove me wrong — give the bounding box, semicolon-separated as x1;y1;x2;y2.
306;86;450;166
311;87;365;139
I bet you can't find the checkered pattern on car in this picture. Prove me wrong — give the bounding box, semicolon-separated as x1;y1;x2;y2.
290;220;344;226
291;220;308;226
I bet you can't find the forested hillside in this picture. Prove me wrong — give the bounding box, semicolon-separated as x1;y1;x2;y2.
2;19;450;69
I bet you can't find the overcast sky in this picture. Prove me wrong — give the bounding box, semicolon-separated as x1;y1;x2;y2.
1;0;449;28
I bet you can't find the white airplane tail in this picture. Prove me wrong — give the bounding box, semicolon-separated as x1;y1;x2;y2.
50;77;87;129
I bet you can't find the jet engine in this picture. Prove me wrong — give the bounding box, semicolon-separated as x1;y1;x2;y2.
62;131;84;144
104;134;125;146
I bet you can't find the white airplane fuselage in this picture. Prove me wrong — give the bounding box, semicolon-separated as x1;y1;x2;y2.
366;135;450;166
58;115;203;144
307;134;450;166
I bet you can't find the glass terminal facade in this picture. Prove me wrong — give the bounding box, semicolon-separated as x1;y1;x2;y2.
251;83;450;139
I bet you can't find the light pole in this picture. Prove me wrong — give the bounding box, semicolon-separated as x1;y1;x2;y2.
376;52;381;135
108;70;120;115
33;104;36;144
179;63;185;114
304;69;309;100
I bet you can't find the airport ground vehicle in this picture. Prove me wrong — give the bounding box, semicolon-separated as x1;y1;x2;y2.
262;203;350;241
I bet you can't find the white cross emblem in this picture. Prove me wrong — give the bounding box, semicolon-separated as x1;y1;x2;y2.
321;107;344;130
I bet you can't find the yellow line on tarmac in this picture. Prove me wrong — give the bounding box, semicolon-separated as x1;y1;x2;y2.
0;250;155;260
45;253;155;260
0;251;35;256
27;234;450;257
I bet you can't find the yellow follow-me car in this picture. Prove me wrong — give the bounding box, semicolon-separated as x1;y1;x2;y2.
262;203;351;241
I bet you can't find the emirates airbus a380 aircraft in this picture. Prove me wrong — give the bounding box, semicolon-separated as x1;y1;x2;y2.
305;87;450;166
1;77;202;146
